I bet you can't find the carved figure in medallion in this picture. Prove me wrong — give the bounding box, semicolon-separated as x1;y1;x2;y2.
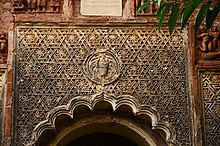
83;49;121;85
97;54;109;79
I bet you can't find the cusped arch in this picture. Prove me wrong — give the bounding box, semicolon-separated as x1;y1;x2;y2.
29;92;179;146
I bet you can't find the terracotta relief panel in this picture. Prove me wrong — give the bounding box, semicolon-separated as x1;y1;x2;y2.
15;26;191;145
14;0;63;12
200;72;220;146
197;25;220;61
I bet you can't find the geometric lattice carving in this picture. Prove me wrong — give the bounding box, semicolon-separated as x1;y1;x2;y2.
15;26;191;145
201;73;220;146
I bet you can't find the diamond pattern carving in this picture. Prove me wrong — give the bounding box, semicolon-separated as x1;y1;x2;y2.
201;73;220;146
15;26;191;145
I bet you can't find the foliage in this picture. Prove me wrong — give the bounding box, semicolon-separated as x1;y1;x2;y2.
137;0;220;34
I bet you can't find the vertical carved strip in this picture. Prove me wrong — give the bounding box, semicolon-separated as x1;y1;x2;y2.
201;73;220;146
0;72;4;145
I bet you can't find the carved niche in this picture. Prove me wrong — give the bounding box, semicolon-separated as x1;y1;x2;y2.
0;33;8;64
197;25;220;60
14;0;63;12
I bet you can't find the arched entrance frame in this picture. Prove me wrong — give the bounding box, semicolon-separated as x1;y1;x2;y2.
29;92;180;146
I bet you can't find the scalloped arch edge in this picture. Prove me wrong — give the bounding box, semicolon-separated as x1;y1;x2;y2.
28;92;179;146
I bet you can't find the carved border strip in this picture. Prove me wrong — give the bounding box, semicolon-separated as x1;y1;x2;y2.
200;71;220;146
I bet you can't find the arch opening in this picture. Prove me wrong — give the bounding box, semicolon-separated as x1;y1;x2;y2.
66;132;138;146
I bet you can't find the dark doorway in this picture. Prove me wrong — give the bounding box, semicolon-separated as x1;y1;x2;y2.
66;132;138;146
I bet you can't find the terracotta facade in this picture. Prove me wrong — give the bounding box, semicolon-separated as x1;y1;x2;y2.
0;0;220;146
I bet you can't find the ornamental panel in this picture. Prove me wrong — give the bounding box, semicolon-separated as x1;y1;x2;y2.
15;26;191;145
200;73;220;146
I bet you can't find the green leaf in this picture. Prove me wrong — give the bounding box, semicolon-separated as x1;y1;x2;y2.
136;2;152;15
157;3;168;17
181;0;203;29
195;2;211;32
168;7;180;35
206;1;220;30
158;2;175;31
181;2;191;22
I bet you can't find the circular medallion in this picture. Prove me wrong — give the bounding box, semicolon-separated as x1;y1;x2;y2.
83;49;121;85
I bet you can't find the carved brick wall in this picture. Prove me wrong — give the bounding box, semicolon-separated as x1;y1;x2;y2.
200;72;220;146
14;26;191;145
